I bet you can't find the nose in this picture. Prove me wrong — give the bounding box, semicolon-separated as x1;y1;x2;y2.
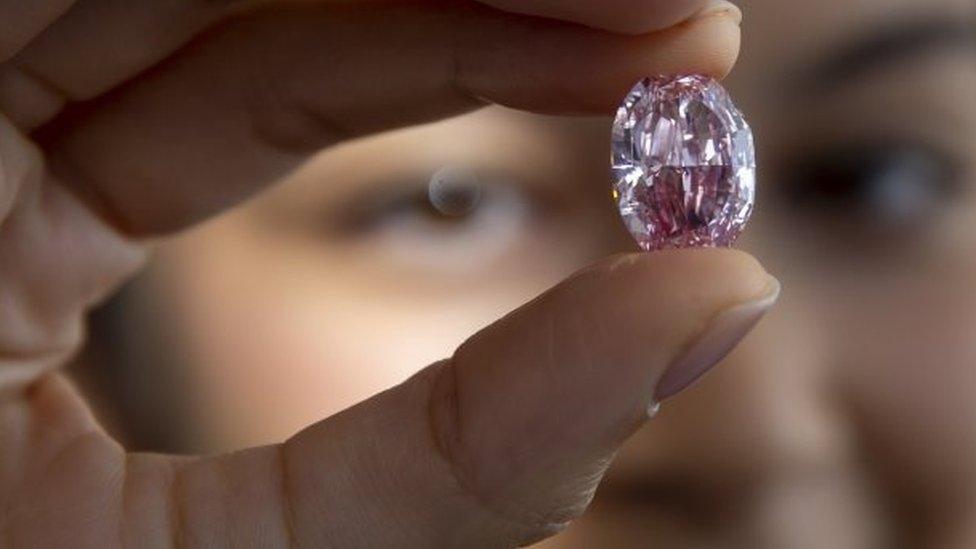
650;297;836;480
593;293;889;547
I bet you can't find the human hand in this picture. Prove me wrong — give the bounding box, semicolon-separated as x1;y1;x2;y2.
0;1;777;546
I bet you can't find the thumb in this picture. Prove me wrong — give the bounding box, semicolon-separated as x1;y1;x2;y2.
179;249;776;547
127;249;778;547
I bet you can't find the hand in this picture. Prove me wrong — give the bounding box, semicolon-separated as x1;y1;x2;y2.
0;1;775;546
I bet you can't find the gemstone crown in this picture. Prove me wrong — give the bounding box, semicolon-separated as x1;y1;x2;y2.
611;75;756;250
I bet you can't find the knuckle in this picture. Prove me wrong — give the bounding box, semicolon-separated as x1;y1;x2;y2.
0;117;43;222
425;359;585;542
231;14;352;153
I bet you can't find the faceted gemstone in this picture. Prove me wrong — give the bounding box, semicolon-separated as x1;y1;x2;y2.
611;75;756;250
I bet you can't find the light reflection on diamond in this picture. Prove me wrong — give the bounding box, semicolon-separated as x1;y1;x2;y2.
612;75;756;250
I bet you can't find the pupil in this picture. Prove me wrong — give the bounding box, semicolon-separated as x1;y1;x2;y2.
428;166;483;218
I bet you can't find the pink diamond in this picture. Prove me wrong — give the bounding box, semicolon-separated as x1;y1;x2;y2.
612;75;755;250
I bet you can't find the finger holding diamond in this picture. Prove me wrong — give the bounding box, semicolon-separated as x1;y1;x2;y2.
477;0;737;34
38;1;741;236
1;0;737;132
153;250;778;547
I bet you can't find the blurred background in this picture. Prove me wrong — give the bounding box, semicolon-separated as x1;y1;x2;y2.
71;0;975;547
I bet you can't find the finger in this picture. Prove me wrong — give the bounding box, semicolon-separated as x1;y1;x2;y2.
143;249;778;546
0;0;76;61
0;0;731;130
9;0;728;96
477;0;737;34
0;0;232;129
39;2;741;235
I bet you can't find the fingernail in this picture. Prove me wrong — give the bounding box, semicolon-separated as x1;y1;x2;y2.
695;0;743;25
654;276;780;401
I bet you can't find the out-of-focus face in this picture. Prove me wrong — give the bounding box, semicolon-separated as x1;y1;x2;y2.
121;0;975;545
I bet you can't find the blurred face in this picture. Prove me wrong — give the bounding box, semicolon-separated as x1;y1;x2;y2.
130;0;976;545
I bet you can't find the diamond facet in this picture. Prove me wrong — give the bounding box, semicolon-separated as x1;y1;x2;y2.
611;75;756;250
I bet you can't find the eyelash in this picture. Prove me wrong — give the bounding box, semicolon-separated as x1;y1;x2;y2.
331;170;534;237
779;140;962;226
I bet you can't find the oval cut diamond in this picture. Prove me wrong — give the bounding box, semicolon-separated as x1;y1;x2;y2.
612;75;756;250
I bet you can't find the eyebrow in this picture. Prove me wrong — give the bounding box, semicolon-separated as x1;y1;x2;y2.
799;17;976;92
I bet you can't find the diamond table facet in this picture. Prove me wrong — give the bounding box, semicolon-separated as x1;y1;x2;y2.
612;75;756;250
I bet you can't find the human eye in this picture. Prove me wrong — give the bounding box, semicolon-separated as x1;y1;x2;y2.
334;165;533;271
781;140;962;232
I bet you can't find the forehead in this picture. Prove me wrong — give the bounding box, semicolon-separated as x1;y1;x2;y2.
734;0;974;77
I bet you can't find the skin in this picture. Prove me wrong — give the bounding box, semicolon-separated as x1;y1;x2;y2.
0;0;772;547
112;0;976;547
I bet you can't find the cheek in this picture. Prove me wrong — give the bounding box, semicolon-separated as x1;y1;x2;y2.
180;292;452;451
153;221;551;452
828;261;976;370
824;266;976;504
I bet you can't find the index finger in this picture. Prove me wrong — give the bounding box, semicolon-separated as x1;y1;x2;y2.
477;0;731;34
41;1;742;235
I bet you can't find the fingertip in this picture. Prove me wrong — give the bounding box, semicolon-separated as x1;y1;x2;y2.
418;247;778;542
454;0;742;115
477;0;712;35
577;248;775;315
698;7;743;79
653;6;742;80
596;0;743;36
445;246;778;459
